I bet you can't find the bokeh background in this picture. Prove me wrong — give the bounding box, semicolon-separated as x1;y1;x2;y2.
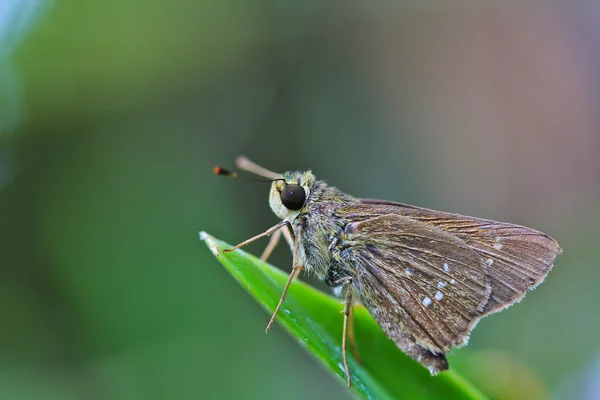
1;1;600;399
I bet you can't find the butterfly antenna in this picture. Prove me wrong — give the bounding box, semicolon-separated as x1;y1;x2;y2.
235;155;282;180
213;166;283;183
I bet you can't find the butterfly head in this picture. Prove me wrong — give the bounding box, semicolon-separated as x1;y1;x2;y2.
213;157;317;222
269;170;315;220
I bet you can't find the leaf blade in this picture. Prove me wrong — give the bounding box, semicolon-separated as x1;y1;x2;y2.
200;232;487;400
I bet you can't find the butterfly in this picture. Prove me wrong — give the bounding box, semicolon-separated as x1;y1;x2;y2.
214;156;562;387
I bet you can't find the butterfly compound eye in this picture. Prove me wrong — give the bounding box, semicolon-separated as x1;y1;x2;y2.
280;184;306;211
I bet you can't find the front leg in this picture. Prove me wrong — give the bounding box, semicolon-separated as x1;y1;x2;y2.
225;220;290;254
260;221;295;262
265;224;303;333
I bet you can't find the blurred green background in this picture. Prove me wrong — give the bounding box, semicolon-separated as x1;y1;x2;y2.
1;1;600;399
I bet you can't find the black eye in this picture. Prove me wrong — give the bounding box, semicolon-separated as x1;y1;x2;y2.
280;184;306;211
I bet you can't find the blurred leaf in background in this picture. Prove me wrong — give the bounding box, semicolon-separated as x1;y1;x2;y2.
0;0;50;188
1;1;600;399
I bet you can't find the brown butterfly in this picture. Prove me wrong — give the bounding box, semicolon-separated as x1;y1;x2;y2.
214;156;562;387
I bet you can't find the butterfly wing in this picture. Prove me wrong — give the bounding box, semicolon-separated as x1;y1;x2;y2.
358;200;562;315
333;208;492;373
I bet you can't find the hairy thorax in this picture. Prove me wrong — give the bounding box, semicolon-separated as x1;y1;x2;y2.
294;184;357;280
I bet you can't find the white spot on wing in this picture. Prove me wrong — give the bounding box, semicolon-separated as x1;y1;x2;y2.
438;281;446;288
422;297;432;307
485;258;494;266
435;291;444;301
450;279;456;285
493;237;503;250
406;267;413;276
443;262;449;272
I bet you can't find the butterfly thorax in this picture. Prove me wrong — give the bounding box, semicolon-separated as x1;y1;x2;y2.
270;171;358;280
296;181;358;280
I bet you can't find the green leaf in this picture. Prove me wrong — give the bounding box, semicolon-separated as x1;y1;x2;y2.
200;232;487;400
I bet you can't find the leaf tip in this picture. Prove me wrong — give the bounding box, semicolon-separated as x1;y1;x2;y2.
199;231;220;256
198;231;210;241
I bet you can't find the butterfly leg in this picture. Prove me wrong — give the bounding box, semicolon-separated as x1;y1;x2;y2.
265;225;302;333
333;276;355;387
260;222;295;262
260;229;281;261
347;301;362;364
224;220;289;254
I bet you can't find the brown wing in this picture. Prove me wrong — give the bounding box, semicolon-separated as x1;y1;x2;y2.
333;211;491;359
358;199;562;315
